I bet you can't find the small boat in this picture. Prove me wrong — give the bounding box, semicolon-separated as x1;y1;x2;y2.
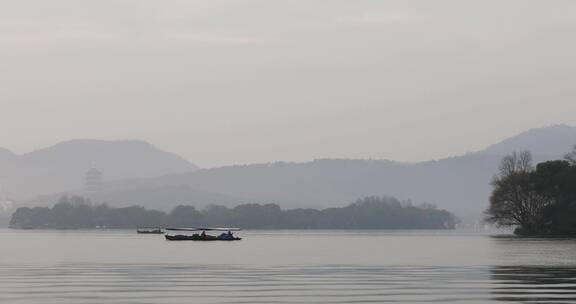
165;227;241;241
137;227;165;234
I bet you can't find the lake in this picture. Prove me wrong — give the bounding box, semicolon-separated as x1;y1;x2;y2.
1;229;576;303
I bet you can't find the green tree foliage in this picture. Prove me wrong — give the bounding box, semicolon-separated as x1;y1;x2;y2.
168;205;202;227
486;150;576;235
534;160;576;234
485;151;553;234
9;196;456;230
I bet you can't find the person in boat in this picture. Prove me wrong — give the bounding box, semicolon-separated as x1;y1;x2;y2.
217;230;234;240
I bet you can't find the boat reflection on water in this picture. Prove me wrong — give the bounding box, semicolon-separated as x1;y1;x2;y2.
490;266;576;303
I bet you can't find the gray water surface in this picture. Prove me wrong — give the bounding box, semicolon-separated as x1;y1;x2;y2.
1;229;575;303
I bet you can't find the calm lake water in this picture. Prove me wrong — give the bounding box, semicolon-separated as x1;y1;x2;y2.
1;229;576;303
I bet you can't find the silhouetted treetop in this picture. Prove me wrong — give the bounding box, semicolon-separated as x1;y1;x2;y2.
10;196;456;230
486;148;576;235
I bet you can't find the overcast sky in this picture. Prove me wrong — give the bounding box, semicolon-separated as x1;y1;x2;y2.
1;0;575;167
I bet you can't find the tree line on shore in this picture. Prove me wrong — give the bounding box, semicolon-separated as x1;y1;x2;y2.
486;146;576;235
10;196;457;230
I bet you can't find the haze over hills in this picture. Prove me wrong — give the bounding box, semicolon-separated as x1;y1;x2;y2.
0;139;198;199
74;156;497;216
480;124;576;157
0;147;15;159
28;125;576;219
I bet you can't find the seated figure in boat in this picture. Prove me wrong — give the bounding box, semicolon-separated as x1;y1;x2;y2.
217;231;234;240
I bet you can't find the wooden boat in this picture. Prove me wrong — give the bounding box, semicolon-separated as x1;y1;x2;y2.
165;227;241;241
137;228;165;234
165;234;241;241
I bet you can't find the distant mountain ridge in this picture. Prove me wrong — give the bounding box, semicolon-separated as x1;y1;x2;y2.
0;139;197;199
480;124;576;157
0;147;15;158
33;125;576;219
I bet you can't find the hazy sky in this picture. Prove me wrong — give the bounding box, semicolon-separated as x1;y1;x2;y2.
1;0;575;167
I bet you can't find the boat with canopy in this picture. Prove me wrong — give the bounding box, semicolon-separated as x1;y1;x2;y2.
165;227;242;241
137;227;164;234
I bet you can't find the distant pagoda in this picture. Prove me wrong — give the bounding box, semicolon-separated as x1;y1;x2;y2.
84;167;103;193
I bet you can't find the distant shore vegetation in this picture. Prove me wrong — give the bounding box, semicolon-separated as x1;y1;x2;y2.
10;196;457;230
485;146;576;236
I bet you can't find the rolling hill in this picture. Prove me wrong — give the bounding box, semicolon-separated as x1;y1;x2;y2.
0;139;198;199
33;125;576;219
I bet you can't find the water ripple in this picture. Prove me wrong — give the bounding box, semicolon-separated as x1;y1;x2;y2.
1;264;575;303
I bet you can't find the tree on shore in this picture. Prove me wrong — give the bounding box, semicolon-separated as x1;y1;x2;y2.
534;160;576;234
485;151;554;234
486;149;576;235
9;196;457;230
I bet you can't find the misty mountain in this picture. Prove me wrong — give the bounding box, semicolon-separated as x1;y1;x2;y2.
80;157;495;216
0;147;15;159
480;124;576;157
0;139;197;199
46;125;575;218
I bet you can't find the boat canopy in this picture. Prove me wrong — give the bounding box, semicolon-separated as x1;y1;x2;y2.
166;227;241;231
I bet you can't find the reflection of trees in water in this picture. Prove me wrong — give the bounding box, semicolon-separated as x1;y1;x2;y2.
491;266;576;303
